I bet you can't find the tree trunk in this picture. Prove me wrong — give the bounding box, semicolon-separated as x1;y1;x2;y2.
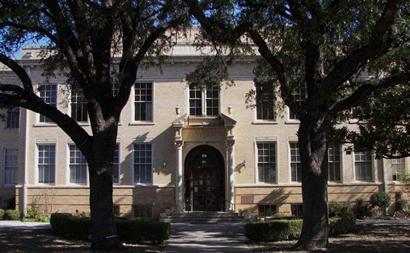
296;119;329;250
88;130;120;250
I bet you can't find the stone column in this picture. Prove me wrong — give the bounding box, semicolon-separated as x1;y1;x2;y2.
225;138;235;211
175;140;184;213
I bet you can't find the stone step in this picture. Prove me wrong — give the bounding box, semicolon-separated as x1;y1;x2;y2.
160;212;245;223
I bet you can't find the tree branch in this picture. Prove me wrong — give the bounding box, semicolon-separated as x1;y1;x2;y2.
329;71;410;114
0;54;33;93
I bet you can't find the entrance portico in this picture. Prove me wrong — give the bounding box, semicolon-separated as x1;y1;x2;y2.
173;114;236;213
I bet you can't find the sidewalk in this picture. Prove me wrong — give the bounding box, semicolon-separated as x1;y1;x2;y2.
164;223;252;253
0;220;50;229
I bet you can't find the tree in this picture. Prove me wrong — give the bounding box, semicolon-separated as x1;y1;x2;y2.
184;0;410;250
0;1;187;249
347;85;410;159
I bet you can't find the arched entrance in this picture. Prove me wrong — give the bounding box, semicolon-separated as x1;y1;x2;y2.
184;145;225;211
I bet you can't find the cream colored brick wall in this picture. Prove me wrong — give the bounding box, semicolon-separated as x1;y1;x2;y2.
1;57;409;215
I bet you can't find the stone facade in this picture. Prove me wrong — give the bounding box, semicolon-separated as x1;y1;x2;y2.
0;44;409;218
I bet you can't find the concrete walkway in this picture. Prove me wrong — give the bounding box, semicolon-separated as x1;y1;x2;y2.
164;223;252;253
0;220;50;229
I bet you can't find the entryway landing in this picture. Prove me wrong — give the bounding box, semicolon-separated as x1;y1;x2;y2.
160;211;244;224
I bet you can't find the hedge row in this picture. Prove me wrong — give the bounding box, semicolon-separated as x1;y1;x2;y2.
245;214;355;242
50;213;170;244
0;209;20;220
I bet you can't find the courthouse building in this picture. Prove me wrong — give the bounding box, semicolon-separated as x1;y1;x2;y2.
0;37;408;218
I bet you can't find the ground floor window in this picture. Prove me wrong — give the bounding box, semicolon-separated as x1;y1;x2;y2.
392;157;405;181
328;144;341;182
291;203;303;217
37;144;56;184
4;149;17;185
290;142;302;182
257;142;277;183
69;145;88;185
133;143;152;184
354;150;372;181
258;204;277;217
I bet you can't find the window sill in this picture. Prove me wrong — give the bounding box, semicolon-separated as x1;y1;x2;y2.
129;122;155;126
33;123;57;127
285;120;300;124
134;183;154;187
76;122;90;126
328;181;343;185
252;120;277;125
256;182;278;186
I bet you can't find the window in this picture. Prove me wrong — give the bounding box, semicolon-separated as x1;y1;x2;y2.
290;142;302;182
71;89;88;122
133;204;152;218
392;157;405;181
289;84;306;120
38;84;57;123
112;144;120;184
133;143;152;184
328;144;341;182
258;204;277;217
6;108;19;128
291;204;303;217
189;84;219;116
256;81;275;120
69;145;87;184
134;82;153;121
37;144;55;184
257;142;277;183
4;149;17;185
354;150;372;181
113;205;120;216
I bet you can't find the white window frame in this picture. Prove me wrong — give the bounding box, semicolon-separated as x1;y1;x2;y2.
132;142;154;186
255;141;278;184
353;150;374;182
287;84;307;121
68;88;89;124
131;82;155;124
37;83;57;124
35;144;56;185
391;157;405;181
187;84;221;117
289;142;302;183
254;82;276;123
327;144;342;182
67;144;89;186
3;148;17;186
112;143;121;185
5;107;20;129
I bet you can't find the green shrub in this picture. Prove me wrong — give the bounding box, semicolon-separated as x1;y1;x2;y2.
245;220;302;242
328;201;348;218
370;192;391;209
26;208;42;219
353;199;372;219
4;209;20;220
50;213;170;244
396;199;408;211
117;219;170;244
329;209;356;235
0;209;4;220
245;214;355;242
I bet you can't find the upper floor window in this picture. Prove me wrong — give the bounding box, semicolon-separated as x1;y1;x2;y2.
38;84;57;123
256;82;275;121
328;144;341;182
4;149;17;185
112;144;120;184
392;157;405;181
71;89;88;122
6;108;19;128
69;145;88;185
354;150;372;181
290;142;302;182
134;82;153;121
289;84;307;120
133;143;152;184
37;144;55;184
189;84;219;116
257;142;277;183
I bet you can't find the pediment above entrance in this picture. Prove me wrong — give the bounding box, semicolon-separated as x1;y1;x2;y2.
172;113;236;129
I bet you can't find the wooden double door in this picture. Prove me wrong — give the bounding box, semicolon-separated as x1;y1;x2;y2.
185;145;225;211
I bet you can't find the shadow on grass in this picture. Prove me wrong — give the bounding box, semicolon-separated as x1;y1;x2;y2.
0;227;162;252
